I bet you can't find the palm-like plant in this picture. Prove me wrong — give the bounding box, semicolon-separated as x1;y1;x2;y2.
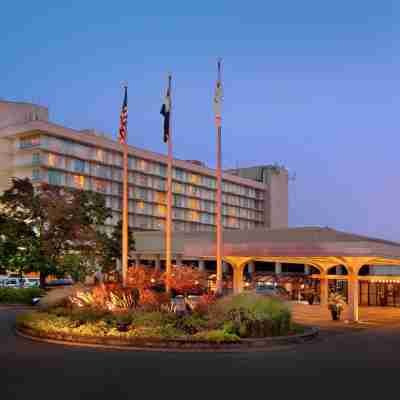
328;292;346;312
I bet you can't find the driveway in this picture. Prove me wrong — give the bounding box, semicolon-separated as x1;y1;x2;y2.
2;307;400;398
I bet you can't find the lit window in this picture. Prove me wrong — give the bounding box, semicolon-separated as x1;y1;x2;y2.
96;149;104;162
48;154;57;167
156;192;166;204
190;211;200;221
158;205;166;216
174;183;183;193
73;175;85;189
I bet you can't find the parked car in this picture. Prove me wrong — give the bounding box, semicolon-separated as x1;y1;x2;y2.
255;282;289;299
45;278;74;288
20;278;40;288
3;278;20;288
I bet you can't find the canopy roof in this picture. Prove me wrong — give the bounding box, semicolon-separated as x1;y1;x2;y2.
134;227;400;271
182;227;400;270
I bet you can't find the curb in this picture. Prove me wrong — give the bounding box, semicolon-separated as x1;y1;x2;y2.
15;325;319;353
0;304;34;309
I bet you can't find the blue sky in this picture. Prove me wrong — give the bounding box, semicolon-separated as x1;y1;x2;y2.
1;1;399;240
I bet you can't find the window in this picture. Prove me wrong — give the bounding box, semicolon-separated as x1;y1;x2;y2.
32;153;41;165
112;168;122;181
20;136;40;149
137;159;147;171
173;182;183;193
189;198;199;209
157;205;166;216
189;211;200;222
128;156;136;169
73;159;85;173
136;201;145;212
47;153;58;167
73;175;85;189
96;149;105;162
48;170;63;186
174;169;184;180
94;179;108;193
155;191;166;204
159;164;167;177
32;169;41;181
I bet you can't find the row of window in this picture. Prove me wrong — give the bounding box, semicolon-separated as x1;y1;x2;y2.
22;135;263;199
35;169;264;222
35;151;262;207
35;169;264;221
105;211;258;231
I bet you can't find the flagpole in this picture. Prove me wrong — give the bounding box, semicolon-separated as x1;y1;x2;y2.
215;60;223;295
122;85;129;287
165;74;173;293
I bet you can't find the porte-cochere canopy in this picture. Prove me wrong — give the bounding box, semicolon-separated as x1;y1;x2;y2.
134;227;400;321
182;227;400;273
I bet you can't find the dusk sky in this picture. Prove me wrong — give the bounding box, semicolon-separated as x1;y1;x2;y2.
2;1;399;240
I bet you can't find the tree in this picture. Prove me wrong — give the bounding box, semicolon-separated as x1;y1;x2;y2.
99;220;135;275
0;178;111;286
58;253;96;283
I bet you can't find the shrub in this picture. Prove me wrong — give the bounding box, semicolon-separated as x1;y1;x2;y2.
193;329;240;343
139;289;171;311
127;266;163;290
209;293;292;337
0;288;45;304
162;265;207;296
172;314;208;335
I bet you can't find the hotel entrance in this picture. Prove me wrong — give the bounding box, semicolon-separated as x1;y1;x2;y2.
359;280;400;307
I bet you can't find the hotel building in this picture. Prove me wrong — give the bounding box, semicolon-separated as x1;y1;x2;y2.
0;100;288;235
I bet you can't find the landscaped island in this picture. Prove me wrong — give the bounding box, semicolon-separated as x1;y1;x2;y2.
16;267;314;349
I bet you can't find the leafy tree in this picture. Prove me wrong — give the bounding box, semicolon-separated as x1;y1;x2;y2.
0;178;111;286
99;220;135;274
58;253;95;283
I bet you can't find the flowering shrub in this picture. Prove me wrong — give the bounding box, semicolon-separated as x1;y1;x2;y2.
162;265;207;296
127;266;163;290
139;289;170;311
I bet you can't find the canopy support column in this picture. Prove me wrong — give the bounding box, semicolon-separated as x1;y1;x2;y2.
224;257;254;294
320;274;329;306
347;273;360;322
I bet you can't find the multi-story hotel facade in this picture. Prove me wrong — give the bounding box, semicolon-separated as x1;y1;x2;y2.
0;100;288;235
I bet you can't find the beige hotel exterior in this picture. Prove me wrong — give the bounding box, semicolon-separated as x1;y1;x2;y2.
0;100;288;236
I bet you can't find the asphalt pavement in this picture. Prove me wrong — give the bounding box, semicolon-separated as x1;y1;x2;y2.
2;307;400;399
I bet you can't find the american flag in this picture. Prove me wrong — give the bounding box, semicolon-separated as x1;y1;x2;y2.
119;86;128;144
